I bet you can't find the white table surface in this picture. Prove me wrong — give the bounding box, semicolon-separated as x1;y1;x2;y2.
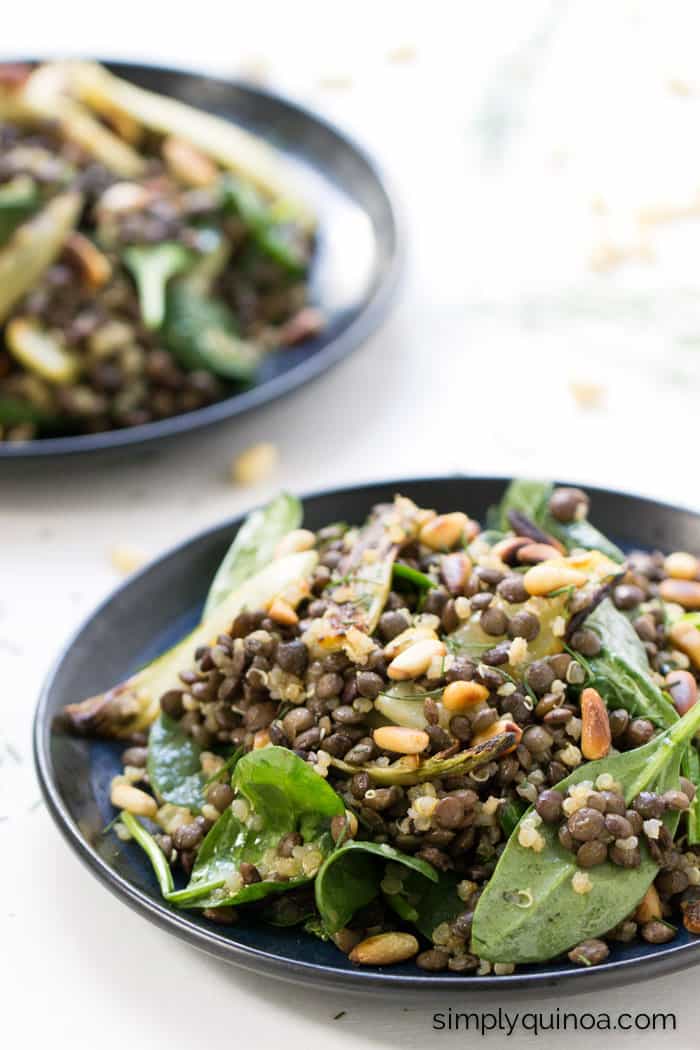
4;2;700;1046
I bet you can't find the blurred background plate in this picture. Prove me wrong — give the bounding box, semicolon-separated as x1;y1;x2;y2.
34;476;700;995
0;61;403;460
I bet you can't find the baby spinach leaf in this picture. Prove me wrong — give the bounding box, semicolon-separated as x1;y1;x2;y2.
392;563;435;591
472;701;700;963
492;479;553;532
315;840;438;934
587;599;648;673
204;492;303;616
491;479;623;561
409;871;466;941
585;600;678;727
119;811;224;903
147;713;208;810
179;746;344;909
499;797;528;838
164;281;261;381
682;746;700;845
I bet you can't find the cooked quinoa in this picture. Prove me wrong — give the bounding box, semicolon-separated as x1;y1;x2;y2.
64;481;700;973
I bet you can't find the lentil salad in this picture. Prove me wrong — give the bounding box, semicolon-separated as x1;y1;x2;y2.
62;481;700;974
0;61;319;442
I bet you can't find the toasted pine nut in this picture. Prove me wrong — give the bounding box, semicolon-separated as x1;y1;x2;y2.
267;597;299;626
419;512;470;552
635;884;662;923
471;718;522;754
253;729;271;749
516;543;563;565
373;726;430;754
442;680;490;712
387;638;446;680
440;551;472;593
274;528;316;558
349;932;419;966
666;669;698;714
664;552;699;580
580;688;612;760
683;900;700;934
523;563;587;597
231;442;279;486
162;137;218;186
660;578;700;609
98;181;151;214
491;536;533;565
384;626;437;660
110;782;157;818
670;620;700;667
64;232;112;290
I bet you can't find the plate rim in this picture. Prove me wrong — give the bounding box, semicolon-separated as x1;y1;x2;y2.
0;57;405;460
33;474;700;994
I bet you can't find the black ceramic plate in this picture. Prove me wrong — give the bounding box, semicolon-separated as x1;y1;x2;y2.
1;61;402;460
35;477;700;995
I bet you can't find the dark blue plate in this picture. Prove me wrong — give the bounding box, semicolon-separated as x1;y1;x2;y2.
34;477;700;994
1;61;403;460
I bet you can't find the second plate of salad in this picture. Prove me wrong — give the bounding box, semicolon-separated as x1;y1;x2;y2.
0;61;401;456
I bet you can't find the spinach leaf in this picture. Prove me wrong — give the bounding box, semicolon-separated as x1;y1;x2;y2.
179;746;344;908
204;492;302;616
491;479;623;562
492;479;553;532
0;175;40;247
499;797;528;838
221;174;307;276
164;281;261;381
586;599;678;727
682;746;700;845
392;563;435;591
315;840;438;934
409;871;466;940
119;812;224;902
472;701;700;963
147;713;208;810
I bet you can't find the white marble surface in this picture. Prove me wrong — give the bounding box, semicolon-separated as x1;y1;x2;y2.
4;2;700;1047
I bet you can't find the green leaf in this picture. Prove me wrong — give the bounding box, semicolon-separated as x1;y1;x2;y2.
220;174;307;276
587;599;649;674
392;563;435;591
120;811;174;897
499;797;528;838
315;840;438;934
0;175;40;247
122;243;194;329
204;492;303;617
147;713;208;810
163;281;261;381
409;871;466;940
682;746;700;845
492;479;553;532
586;600;678;727
179;747;344;909
549;518;624;563
490;478;623;562
472;702;700;963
